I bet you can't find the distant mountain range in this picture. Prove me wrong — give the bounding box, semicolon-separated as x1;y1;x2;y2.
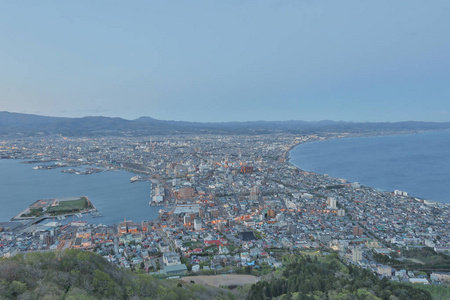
1;111;450;136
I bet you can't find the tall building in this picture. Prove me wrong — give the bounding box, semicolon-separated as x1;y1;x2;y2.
227;218;236;227
394;190;408;197
44;235;54;246
353;225;364;237
267;209;277;219
218;222;225;233
327;197;337;209
249;185;260;201
194;219;202;231
352;248;362;263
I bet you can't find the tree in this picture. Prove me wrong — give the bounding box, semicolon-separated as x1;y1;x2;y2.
92;270;117;298
4;280;27;298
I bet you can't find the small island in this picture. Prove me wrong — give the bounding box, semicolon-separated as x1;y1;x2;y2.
13;196;96;221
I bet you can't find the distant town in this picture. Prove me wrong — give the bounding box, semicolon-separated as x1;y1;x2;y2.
1;132;449;285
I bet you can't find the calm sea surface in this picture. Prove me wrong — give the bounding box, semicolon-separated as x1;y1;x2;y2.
0;160;160;223
290;130;450;204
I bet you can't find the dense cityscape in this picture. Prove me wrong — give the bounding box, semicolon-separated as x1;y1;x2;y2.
2;0;450;298
1;132;449;293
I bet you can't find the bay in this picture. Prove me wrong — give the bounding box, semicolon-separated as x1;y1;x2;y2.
290;130;450;204
0;159;160;224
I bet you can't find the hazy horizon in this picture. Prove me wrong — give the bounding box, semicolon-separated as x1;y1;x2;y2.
4;110;450;124
1;1;449;123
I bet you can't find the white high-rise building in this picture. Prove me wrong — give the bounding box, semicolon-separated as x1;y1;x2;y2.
194;219;202;231
327;197;337;209
394;190;408;197
352;248;362;263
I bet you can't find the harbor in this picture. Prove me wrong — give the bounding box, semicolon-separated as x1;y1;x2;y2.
0;159;161;225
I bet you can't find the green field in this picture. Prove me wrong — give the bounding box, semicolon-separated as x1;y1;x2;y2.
21;207;44;218
46;197;91;215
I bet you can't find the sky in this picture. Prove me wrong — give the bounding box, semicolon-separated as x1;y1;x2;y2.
0;0;449;122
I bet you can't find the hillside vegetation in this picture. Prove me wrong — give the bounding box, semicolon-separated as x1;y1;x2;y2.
0;250;235;300
373;247;450;272
1;249;446;300
246;254;433;300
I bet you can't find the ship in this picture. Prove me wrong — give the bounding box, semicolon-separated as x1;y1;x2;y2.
130;175;140;183
130;175;146;183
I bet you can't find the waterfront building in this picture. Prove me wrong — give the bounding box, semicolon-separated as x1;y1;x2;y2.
394;190;408;197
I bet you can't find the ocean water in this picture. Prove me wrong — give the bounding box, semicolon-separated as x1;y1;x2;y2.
0;159;160;224
290;130;450;204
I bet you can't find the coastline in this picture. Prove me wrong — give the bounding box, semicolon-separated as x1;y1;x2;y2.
286;130;450;206
284;129;426;165
0;159;161;224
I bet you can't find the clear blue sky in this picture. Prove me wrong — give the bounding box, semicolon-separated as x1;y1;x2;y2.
1;1;449;122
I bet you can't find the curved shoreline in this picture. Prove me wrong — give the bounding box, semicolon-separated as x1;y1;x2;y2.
0;159;161;224
285;129;433;171
283;129;427;166
286;130;450;206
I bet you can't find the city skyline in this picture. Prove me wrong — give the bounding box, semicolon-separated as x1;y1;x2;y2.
1;1;450;122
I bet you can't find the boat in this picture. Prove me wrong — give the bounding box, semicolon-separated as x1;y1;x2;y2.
130;175;147;183
91;211;102;218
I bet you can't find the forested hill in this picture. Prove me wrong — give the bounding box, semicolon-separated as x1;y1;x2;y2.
247;254;435;300
0;250;234;300
1;249;447;299
2;111;450;136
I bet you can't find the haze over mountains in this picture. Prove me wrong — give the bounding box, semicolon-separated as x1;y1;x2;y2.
1;111;450;136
